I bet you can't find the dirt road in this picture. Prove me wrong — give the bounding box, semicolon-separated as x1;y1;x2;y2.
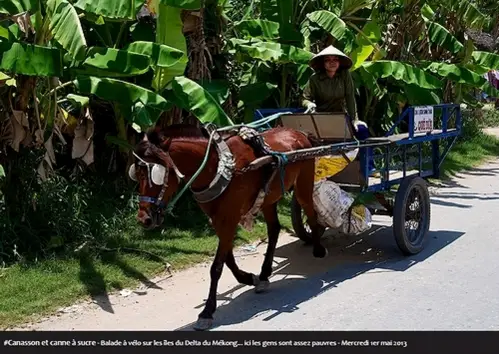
16;156;499;331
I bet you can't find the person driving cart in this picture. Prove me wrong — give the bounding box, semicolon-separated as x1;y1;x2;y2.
302;45;367;132
301;45;375;174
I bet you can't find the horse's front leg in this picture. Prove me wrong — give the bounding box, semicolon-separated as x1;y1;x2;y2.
194;242;227;331
194;222;239;331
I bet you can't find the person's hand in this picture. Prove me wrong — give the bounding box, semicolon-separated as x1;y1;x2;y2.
305;102;316;113
353;120;368;132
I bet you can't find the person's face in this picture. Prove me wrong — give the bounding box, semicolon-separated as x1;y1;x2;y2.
324;56;340;73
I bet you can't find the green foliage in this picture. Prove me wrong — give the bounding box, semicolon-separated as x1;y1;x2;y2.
46;0;87;61
482;106;499;127
165;76;234;126
424;20;464;54
124;41;185;68
0;41;63;76
73;76;171;128
161;0;202;9
77;47;152;77
0;0;39;14
233;19;280;40
73;0;146;21
152;3;189;91
305;10;355;52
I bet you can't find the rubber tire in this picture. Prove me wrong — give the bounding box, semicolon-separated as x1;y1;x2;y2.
393;176;431;255
290;192;314;244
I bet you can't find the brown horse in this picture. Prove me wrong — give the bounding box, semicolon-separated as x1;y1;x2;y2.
129;123;326;330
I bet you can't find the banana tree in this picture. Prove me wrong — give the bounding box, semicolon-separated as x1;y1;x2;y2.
1;1;170;168
1;0;237;185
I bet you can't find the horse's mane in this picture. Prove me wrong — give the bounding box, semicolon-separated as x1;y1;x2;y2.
147;124;208;144
146;123;240;147
135;124;210;158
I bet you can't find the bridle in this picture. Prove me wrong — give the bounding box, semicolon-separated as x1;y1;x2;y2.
129;123;236;218
129;152;184;213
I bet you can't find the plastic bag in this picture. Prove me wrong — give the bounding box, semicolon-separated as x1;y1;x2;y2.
313;180;353;229
312;179;372;235
340;204;372;235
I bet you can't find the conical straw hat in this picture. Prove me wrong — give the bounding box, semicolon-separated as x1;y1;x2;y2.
309;45;353;71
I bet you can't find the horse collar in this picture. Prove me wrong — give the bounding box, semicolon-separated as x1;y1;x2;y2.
191;123;235;203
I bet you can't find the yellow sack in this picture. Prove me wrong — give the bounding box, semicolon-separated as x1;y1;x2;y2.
314;148;358;182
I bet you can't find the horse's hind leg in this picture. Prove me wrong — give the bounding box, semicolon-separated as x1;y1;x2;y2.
254;202;281;293
225;203;281;293
293;161;327;259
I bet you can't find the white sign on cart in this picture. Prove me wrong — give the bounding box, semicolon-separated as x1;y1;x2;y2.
413;106;434;134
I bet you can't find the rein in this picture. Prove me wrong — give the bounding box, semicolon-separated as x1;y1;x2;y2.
164;127;218;214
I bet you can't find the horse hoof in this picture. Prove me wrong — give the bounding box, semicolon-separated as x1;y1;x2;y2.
193;318;213;331
255;280;270;294
313;246;328;259
252;274;260;286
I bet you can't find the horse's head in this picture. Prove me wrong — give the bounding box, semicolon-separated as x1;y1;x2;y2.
129;135;184;230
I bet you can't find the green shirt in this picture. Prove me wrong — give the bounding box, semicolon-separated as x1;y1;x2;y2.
301;69;357;120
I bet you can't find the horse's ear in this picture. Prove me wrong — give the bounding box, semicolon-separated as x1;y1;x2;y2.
142;133;148;142
159;137;172;150
145;126;167;146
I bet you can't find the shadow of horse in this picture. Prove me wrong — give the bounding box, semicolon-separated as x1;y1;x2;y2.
174;224;464;331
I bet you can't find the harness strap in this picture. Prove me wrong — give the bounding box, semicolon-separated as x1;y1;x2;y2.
269;152;289;195
190;123;235;204
139;196;167;208
238;126;289;196
239;168;279;231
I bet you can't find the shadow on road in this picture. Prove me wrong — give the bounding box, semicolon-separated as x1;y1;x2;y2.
175;224;464;331
77;251;166;314
430;198;472;209
458;167;499;177
428;178;469;190
431;191;499;201
78;255;115;314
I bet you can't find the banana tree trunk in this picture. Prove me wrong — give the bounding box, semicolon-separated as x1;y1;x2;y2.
183;8;209;127
280;66;288;107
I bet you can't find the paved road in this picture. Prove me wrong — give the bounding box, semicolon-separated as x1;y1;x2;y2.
21;158;499;331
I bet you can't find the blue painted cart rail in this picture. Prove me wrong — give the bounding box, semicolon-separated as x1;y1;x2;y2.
364;103;462;192
253;103;463;193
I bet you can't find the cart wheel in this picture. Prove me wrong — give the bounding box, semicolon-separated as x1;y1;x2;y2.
290;192;326;244
393;176;431;255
